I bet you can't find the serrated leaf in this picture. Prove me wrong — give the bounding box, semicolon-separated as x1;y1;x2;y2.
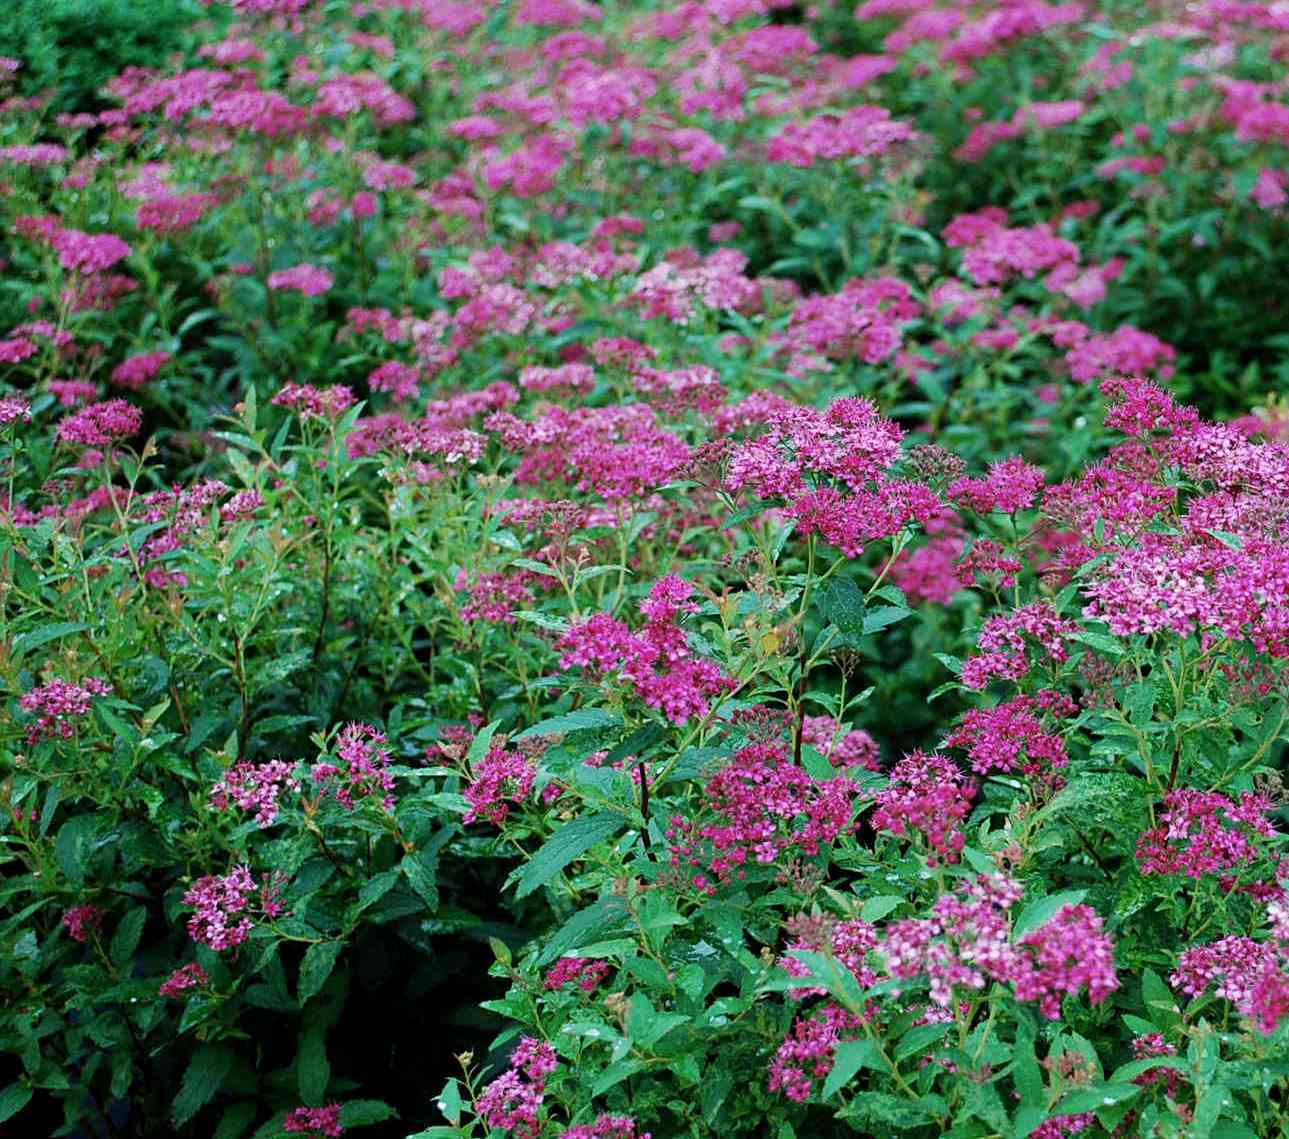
467;720;502;765
436;1079;462;1125
515;813;624;899
173;1044;234;1125
1067;631;1125;657
626;994;688;1048
1012;890;1088;938
339;1099;397;1126
537;895;630;965
515;708;622;740
822;1040;885;1100
1055;1083;1140;1114
591;1057;646;1095
298;1025;329;1104
1109;1056;1190;1083
298;942;343;1005
402;850;439;908
0;1083;32;1124
110;907;148;967
213;1102;258;1139
896;1022;951;1062
818;577;865;635
13;622;90;658
861;896;904;922
863;605;911;634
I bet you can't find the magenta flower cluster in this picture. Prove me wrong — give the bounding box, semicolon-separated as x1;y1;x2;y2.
557;575;736;724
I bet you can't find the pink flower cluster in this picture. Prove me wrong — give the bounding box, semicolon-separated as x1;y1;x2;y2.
557;576;736;724
455;570;538;624
1011;904;1120;1019
56;399;142;448
544;956;612;992
1136;790;1277;880
63;904;105;943
267;263;335;296
464;745;537;826
211;760;301;826
870;751;975;865
272;383;357;420
476;1037;558;1139
283;1104;344;1137
949;455;1046;514
1172;928;1289;1035
766;105;917;167
944;210;1078;286
768;1002;865;1103
882;875;1118;1017
668;741;860;892
961;602;1078;689
560;1116;649;1139
724;397;940;558
311;723;397;811
945;692;1072;777
800;715;880;770
182;865;284;951
52;229;132;274
159;962;210;998
111;351;172;390
0;395;32;426
20;677;112;743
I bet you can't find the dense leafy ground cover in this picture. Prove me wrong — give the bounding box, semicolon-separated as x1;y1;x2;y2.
2;1;1289;1136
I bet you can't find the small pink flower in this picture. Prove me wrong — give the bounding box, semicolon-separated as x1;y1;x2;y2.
283;1104;344;1137
63;905;104;943
160;962;210;998
267;263;334;296
53;229;132;274
56;399;142;448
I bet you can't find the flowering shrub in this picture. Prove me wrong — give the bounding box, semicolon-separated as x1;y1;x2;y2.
1;1;1288;1138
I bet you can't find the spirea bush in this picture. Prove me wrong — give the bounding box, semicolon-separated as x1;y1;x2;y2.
1;1;1288;1138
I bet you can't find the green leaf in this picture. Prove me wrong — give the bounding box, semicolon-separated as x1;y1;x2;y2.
537;895;630;965
1067;631;1125;657
0;1083;32;1124
13;622;90;658
467;720;501;765
863;606;912;634
592;1058;646;1095
1123;681;1156;726
298;942;343;1005
213;1102;258;1139
435;1079;463;1125
1109;1056;1190;1083
626;994;688;1048
339;1100;397;1127
514;709;622;740
110;907;148;967
55;815;99;885
297;1026;329;1104
1012;890;1088;938
842;1091;946;1129
817;577;865;635
896;1022;951;1062
1012;1017;1044;1111
173;1044;234;1125
1142;968;1180;1028
1055;1083;1140;1115
861;896;904;922
402;850;439;908
514;813;624;899
355;869;400;912
822;1040;885;1099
